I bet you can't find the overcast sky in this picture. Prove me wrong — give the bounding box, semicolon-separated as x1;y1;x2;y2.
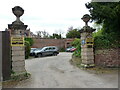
0;0;92;37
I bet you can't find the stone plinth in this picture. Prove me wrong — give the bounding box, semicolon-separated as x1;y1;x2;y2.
80;32;95;67
80;14;95;68
11;46;26;74
10;33;27;74
8;6;27;74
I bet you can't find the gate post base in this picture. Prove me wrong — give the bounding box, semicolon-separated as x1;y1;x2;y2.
81;63;95;68
10;72;30;81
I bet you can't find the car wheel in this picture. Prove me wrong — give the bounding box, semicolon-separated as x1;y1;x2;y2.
38;53;42;57
34;55;38;58
53;52;57;56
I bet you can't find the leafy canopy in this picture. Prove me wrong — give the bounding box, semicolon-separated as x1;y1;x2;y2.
85;2;120;36
66;29;80;38
86;2;120;49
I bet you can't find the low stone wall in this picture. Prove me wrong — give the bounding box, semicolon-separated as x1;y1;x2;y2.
94;48;120;67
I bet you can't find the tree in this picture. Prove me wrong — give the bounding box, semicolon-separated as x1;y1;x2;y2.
66;28;80;38
42;30;49;38
68;26;73;31
85;2;120;36
54;29;64;38
36;31;42;37
50;33;61;39
36;30;50;38
85;2;120;48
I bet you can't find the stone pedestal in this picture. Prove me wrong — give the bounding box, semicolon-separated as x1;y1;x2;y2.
8;6;28;74
81;32;94;67
80;14;95;67
11;46;26;74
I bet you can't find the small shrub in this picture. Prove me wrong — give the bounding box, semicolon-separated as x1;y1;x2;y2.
24;38;34;46
59;48;65;52
24;38;34;59
93;30;120;49
71;38;81;57
25;41;30;59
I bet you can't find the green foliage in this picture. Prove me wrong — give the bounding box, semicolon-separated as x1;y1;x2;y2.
71;38;81;57
50;33;62;39
66;29;80;38
93;30;120;49
59;48;65;52
92;29;103;38
86;2;120;37
11;72;31;81
25;41;30;59
11;70;15;74
71;38;80;46
24;38;34;46
24;38;34;59
86;2;120;49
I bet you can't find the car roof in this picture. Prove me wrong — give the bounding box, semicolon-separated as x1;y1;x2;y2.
43;46;57;48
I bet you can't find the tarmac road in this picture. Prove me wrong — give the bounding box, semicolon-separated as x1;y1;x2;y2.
14;52;118;88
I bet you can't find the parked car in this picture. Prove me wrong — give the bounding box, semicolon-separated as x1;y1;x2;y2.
30;48;36;56
33;46;59;57
66;46;76;52
69;47;77;52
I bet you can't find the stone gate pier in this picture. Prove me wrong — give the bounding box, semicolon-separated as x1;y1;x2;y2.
8;6;28;74
80;14;96;67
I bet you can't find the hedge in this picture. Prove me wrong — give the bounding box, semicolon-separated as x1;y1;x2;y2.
25;41;30;59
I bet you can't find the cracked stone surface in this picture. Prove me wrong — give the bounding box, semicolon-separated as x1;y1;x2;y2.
5;52;118;88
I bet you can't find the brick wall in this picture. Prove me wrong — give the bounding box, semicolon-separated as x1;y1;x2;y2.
32;38;75;50
32;38;65;49
95;48;120;67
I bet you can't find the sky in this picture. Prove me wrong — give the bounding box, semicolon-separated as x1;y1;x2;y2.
0;0;92;37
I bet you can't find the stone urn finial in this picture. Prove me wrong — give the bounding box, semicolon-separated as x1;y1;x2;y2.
81;14;91;26
12;6;24;18
8;6;28;30
12;6;24;24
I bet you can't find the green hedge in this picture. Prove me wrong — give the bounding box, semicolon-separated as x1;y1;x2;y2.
59;48;65;52
24;38;34;59
71;38;81;57
93;30;120;49
24;38;34;46
25;41;30;59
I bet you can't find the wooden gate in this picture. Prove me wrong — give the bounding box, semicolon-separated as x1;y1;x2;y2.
0;31;11;81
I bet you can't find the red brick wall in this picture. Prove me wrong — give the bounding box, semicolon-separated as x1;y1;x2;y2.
95;48;120;67
32;38;75;49
32;38;65;49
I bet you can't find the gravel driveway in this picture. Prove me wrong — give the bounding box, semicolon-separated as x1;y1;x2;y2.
14;52;118;88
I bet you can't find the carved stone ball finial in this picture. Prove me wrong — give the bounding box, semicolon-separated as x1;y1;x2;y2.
81;14;91;26
12;6;24;18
